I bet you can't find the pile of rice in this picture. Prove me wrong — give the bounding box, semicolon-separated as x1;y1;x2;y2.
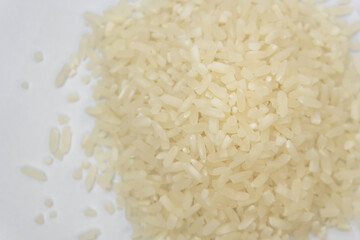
68;0;360;239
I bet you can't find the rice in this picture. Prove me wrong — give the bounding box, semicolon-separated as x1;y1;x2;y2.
202;219;221;236
58;114;70;125
82;75;91;84
43;156;53;165
34;214;44;225
97;168;114;190
269;217;292;230
82;161;90;169
49;127;60;155
329;4;354;16
85;165;97;192
250;173;269;188
67;92;80;103
338;0;351;4
84;207;97;217
160;94;183;109
21;81;29;89
34;51;44;62
72;167;83;180
44;198;53;208
286;140;300;162
59;126;72;157
276;91;288;117
20;166;47;182
207;62;230;74
104;201;115;215
51;0;360;239
55;64;70;88
353;55;360;76
49;210;58;219
78;229;101;240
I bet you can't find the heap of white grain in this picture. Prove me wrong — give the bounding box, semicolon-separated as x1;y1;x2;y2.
67;0;360;239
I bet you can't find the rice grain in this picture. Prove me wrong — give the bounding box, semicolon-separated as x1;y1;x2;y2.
49;128;60;155
55;64;70;88
78;229;101;240
20;166;47;182
34;51;44;62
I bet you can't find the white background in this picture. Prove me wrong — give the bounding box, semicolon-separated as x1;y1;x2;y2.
0;0;132;239
0;0;360;239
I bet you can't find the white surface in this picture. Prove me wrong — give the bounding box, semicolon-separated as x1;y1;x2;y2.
0;0;360;240
0;0;132;239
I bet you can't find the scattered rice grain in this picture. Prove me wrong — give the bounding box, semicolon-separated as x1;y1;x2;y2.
34;214;44;225
21;81;29;89
67;92;79;103
49;210;58;219
43;157;53;165
34;51;44;62
58;114;70;125
55;64;70;88
84;207;97;217
20;166;47;182
104;201;115;215
44;198;53;208
78;229;101;240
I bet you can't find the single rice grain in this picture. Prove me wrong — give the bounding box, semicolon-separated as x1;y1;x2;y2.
72;168;83;180
59;126;72;156
20;166;47;182
34;214;44;225
85;166;97;192
43;157;53;165
58;114;70;125
49;210;58;219
55;64;70;88
49;128;60;155
44;198;53;208
67;92;80;103
21;81;29;89
104;201;115;215
34;51;44;62
84;207;97;217
78;229;101;240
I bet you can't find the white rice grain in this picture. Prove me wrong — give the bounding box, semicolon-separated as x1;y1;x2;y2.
20;166;47;182
55;64;70;88
21;81;29;89
58;114;70;125
202;219;221;236
49;127;60;155
208;62;230;74
78;229;101;240
72;168;83;180
67;92;80;103
251;173;269;188
277;91;288;117
330;5;353;16
49;210;58;219
34;51;44;62
34;214;44;225
104;201;115;215
59;126;72;156
286;140;300;162
85;166;97;192
84;207;97;217
43;157;53;165
44;198;53;208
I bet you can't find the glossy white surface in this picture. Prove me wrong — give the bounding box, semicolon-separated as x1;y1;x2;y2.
0;0;360;239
